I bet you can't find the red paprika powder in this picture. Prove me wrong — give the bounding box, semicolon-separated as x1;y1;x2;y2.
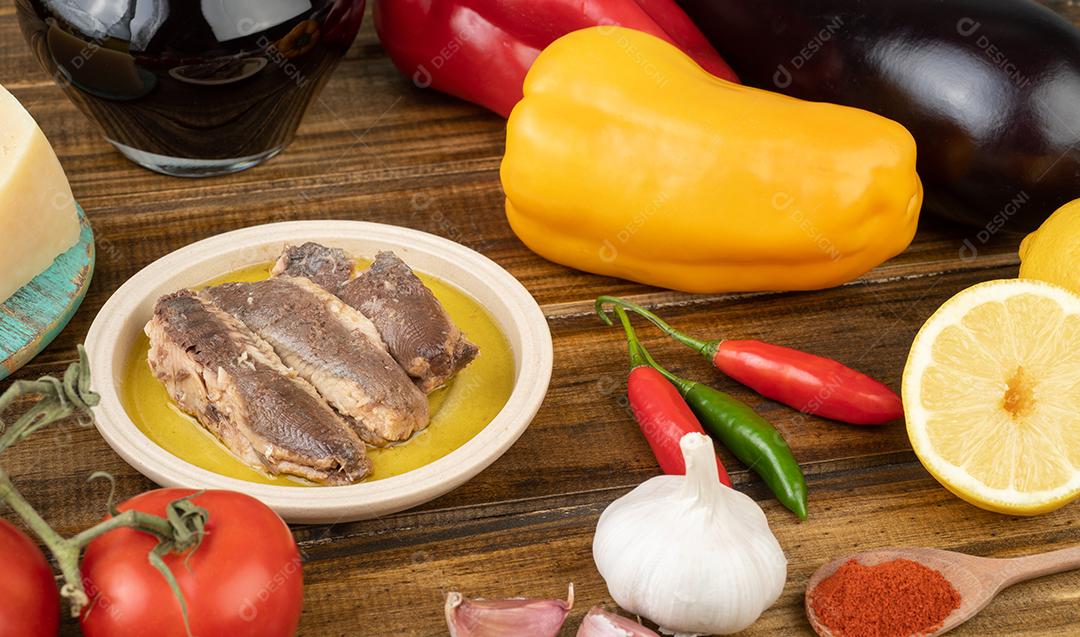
809;558;961;637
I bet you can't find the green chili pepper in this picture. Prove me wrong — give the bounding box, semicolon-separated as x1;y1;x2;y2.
606;307;809;520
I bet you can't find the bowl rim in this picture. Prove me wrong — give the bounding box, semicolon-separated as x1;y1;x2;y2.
85;220;553;523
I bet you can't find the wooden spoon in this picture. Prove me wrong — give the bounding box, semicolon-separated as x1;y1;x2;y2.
805;545;1080;637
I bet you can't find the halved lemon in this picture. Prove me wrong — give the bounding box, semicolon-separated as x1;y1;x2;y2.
903;279;1080;515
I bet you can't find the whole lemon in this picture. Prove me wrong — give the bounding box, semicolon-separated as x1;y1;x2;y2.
1019;199;1080;294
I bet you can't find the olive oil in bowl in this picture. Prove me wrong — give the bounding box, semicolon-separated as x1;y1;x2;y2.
121;262;515;486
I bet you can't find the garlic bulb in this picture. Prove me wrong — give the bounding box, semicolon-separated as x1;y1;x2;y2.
577;607;660;637
592;433;787;636
444;585;573;637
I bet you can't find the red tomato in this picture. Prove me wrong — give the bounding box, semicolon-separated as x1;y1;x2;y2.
79;489;302;637
0;518;59;637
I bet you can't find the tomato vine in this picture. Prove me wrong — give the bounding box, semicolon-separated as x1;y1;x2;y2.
0;347;206;634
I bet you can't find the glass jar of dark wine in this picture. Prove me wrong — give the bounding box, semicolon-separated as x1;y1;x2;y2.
16;0;366;177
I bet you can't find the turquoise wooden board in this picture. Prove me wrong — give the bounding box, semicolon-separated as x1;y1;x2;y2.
0;204;94;381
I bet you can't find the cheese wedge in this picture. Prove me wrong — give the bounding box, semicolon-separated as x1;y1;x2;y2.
0;84;81;305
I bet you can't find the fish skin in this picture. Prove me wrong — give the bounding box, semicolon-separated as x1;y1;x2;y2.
343;251;479;393
146;290;370;484
272;244;480;392
271;242;354;290
204;277;430;446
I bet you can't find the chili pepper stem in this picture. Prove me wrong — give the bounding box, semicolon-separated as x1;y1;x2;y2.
0;350;206;633
610;308;697;395
605;308;809;520
614;306;649;369
597;296;720;359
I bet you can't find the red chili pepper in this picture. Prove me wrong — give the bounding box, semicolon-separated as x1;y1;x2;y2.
372;0;739;118
712;340;903;424
619;307;732;485
598;296;904;425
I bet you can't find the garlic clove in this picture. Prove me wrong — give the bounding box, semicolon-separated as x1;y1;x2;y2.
576;607;661;637
444;584;574;637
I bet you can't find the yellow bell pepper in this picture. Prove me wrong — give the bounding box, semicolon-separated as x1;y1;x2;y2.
500;27;923;293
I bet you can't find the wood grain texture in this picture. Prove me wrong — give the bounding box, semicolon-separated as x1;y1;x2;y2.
0;4;1077;636
0;205;93;379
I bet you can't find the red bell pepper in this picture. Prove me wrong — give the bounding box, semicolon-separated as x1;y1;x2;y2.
372;0;739;117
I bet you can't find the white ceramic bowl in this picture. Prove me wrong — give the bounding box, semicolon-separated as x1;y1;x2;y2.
85;221;552;523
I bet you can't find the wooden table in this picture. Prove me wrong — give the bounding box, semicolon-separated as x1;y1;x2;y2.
2;4;1078;636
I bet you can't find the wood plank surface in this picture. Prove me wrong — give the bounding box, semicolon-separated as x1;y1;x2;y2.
1;3;1077;636
0;206;93;380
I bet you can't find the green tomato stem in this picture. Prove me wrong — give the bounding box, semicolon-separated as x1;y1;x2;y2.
68;509;176;547
0;349;207;629
0;346;99;454
0;466;87;610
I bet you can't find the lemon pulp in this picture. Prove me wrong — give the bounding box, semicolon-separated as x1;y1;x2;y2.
903;279;1080;514
121;261;515;486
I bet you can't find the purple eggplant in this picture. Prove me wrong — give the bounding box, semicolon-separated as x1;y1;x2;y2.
677;0;1080;231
